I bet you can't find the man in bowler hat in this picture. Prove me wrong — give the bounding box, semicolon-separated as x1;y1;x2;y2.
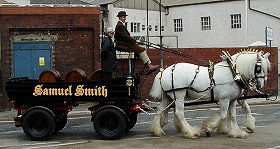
114;11;158;72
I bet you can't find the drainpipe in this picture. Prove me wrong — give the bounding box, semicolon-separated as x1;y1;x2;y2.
245;0;248;46
159;0;163;68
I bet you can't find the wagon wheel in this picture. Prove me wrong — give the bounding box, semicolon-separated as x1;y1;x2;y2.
126;112;138;131
54;115;67;133
93;108;127;140
22;108;55;140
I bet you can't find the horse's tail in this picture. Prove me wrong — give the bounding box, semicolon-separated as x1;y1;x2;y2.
150;72;163;99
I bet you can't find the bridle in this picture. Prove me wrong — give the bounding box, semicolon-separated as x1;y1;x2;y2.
222;51;267;92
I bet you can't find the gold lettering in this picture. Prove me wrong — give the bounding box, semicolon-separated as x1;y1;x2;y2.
33;85;43;96
65;86;72;96
33;84;108;97
49;88;58;96
102;86;108;97
43;88;49;95
84;88;94;96
97;86;102;96
74;85;84;96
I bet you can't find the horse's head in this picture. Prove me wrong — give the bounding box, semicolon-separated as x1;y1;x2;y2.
234;52;271;89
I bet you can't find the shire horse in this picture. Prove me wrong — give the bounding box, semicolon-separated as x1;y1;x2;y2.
149;50;271;139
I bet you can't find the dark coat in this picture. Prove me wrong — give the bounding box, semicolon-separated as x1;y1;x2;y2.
115;21;136;46
101;35;117;72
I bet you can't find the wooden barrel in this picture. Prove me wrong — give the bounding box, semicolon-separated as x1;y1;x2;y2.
39;69;61;82
91;69;103;81
65;68;87;82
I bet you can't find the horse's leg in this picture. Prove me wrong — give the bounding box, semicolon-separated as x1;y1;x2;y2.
237;100;256;133
202;99;230;135
174;96;200;139
160;107;170;128
150;94;172;137
173;109;182;132
228;100;248;138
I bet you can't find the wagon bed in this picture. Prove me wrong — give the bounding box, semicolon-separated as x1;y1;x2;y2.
5;76;142;140
6;76;140;105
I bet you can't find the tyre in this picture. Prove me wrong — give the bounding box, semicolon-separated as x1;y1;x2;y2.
22;108;55;141
54;115;67;133
127;112;137;131
93;108;127;140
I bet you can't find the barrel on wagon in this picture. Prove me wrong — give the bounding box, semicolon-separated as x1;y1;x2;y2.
5;68;142;140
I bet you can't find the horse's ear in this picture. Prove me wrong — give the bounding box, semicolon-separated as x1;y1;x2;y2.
264;52;270;59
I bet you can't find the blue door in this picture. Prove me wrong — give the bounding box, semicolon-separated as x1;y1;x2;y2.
13;42;51;79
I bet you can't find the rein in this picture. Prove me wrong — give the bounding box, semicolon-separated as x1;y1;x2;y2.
141;41;210;65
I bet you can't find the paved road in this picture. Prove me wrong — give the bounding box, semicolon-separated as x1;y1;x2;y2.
1;102;280;149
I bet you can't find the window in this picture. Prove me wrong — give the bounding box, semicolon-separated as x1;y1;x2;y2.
231;14;241;29
201;16;211;30
174;19;183;32
131;22;140;33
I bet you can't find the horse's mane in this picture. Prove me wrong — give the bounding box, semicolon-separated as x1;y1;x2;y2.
231;50;271;79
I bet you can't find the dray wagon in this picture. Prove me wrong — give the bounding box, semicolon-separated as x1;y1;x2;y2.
5;69;143;140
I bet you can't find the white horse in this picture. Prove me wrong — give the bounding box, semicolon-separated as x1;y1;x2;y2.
149;51;271;139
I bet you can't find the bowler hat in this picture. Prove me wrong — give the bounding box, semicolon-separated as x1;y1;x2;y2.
117;11;128;17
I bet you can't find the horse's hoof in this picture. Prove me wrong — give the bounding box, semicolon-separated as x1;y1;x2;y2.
205;131;212;137
228;130;248;138
183;134;199;139
246;127;255;133
151;130;166;137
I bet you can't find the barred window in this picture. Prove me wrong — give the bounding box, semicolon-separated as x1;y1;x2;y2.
201;16;211;30
131;22;140;33
231;14;241;29
174;19;183;32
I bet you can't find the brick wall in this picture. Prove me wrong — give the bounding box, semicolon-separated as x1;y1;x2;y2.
117;47;278;100
0;6;100;109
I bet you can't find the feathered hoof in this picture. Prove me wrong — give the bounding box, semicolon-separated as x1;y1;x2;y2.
183;132;200;139
150;128;166;137
201;124;214;134
246;126;255;133
205;131;212;137
245;116;256;133
228;130;248;139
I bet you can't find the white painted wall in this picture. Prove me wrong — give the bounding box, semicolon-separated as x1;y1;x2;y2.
107;1;280;72
107;4;166;45
5;0;30;5
164;1;247;48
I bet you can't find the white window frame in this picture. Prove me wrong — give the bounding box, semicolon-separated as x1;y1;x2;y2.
201;16;211;30
174;19;183;32
230;14;241;29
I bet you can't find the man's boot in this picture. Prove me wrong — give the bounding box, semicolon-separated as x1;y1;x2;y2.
139;51;159;72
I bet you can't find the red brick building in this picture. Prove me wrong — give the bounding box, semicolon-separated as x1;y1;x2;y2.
0;6;100;109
